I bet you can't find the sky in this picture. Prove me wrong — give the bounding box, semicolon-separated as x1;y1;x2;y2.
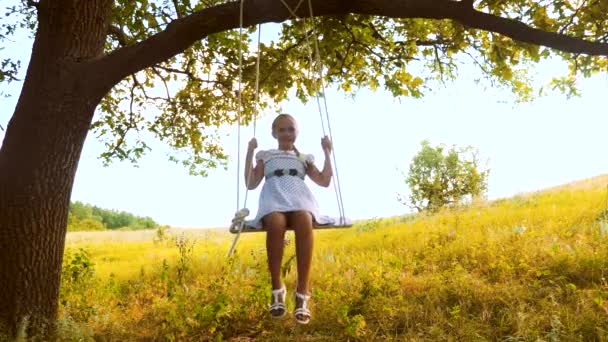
1;9;608;229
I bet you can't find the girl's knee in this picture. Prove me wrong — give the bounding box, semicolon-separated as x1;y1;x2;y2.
289;211;313;231
291;210;312;221
264;212;288;230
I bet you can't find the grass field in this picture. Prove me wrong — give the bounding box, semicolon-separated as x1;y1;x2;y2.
55;175;608;341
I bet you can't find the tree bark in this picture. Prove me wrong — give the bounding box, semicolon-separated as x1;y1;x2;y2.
0;0;111;336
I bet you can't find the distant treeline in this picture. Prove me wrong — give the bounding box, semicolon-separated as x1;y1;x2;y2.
68;201;160;232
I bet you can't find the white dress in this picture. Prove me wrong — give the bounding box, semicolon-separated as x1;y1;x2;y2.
245;149;334;229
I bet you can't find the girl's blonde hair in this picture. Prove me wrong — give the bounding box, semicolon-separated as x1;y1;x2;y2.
272;113;301;158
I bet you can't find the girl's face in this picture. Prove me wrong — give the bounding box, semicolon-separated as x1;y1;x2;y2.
274;116;298;145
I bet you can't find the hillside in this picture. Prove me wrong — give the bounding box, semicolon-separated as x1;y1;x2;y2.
50;174;608;340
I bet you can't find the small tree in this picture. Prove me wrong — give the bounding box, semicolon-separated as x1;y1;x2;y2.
402;140;489;212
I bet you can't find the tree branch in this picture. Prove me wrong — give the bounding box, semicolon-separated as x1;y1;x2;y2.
103;77;139;160
26;0;39;9
434;46;445;83
172;0;184;19
108;25;129;47
154;65;199;82
559;0;587;35
350;0;608;56
456;7;608;56
461;0;474;8
90;0;608;95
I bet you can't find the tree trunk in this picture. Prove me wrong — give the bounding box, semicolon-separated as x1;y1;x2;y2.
0;0;111;336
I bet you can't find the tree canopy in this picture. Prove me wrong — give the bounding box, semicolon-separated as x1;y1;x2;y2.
2;0;607;175
402;140;489;212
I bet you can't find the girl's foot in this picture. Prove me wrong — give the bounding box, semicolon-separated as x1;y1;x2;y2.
294;292;311;324
270;285;287;319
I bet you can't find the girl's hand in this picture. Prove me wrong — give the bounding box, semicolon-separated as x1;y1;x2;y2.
321;136;332;154
248;138;258;152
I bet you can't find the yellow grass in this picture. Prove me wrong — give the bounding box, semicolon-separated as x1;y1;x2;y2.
55;175;608;341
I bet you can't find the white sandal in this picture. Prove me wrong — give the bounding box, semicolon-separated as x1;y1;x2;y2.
270;285;287;319
294;292;311;324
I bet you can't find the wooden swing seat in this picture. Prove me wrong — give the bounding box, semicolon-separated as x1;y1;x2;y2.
229;222;353;234
229;208;352;234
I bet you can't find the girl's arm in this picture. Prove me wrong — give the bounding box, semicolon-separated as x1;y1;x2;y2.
307;136;333;187
245;139;264;189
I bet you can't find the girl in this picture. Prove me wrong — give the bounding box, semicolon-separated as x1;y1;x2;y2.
244;113;333;324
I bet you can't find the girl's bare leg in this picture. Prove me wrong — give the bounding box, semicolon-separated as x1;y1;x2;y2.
289;211;314;294
289;211;314;323
263;212;288;290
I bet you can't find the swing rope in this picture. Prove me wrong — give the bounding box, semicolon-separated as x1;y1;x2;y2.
229;0;347;256
229;0;255;257
228;22;263;257
235;0;244;215
241;25;263;213
279;0;346;224
306;0;346;225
